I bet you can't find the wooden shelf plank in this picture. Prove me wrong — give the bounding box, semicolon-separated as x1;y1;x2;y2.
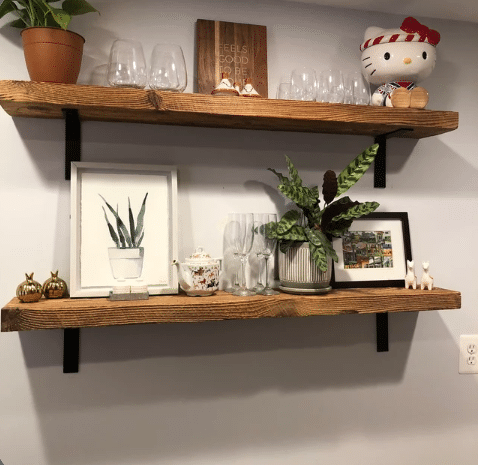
0;80;458;138
2;288;461;332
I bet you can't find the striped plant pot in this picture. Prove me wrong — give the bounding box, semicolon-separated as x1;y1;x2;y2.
278;242;332;292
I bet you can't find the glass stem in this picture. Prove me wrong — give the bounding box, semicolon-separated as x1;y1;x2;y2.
257;255;264;287
240;256;247;289
264;255;270;289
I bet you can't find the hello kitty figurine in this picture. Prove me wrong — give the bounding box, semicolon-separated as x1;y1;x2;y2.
405;260;417;289
360;17;440;108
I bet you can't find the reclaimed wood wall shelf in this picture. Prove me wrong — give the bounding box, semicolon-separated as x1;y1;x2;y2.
0;80;458;138
1;288;461;333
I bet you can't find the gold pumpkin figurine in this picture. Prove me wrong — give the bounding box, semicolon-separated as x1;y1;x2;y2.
43;270;68;299
16;272;43;303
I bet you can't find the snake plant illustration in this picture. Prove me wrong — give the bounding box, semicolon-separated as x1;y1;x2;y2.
100;193;148;248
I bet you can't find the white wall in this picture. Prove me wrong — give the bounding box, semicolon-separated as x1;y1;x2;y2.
0;1;477;464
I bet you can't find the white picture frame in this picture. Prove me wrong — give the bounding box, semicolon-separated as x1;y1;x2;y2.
70;162;178;298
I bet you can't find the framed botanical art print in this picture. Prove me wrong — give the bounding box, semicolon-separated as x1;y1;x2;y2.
70;162;178;298
331;212;412;288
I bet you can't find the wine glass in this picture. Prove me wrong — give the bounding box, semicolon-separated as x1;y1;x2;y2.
107;39;147;88
351;72;371;105
256;213;280;295
224;213;241;293
231;213;256;297
324;69;345;103
276;82;292;99
148;44;187;92
291;67;316;101
252;214;267;293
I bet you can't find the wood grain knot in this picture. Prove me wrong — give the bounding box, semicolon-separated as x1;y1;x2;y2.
147;91;163;110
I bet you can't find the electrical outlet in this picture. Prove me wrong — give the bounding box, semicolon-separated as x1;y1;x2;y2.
459;335;478;374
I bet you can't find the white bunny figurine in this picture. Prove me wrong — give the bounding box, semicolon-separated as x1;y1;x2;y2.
405;260;417;289
421;262;434;290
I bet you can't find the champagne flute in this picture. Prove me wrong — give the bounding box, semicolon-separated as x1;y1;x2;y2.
231;213;256;297
257;213;280;295
224;213;241;293
252;214;266;293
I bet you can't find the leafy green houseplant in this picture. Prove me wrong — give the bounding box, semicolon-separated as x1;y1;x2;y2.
267;144;380;273
0;0;98;30
0;0;99;84
100;193;148;249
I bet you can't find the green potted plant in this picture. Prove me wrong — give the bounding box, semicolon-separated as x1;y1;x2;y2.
100;193;148;280
267;143;380;293
0;0;99;84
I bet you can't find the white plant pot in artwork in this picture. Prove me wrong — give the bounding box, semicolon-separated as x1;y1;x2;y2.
278;242;332;294
108;247;144;280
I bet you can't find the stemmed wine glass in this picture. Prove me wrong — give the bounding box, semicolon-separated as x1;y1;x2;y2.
256;213;279;295
231;213;256;297
224;213;241;293
252;214;266;293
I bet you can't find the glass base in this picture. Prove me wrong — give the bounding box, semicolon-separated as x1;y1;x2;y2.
233;288;257;296
258;288;280;296
253;283;265;293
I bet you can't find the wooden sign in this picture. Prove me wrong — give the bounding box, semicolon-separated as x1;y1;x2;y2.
196;19;268;97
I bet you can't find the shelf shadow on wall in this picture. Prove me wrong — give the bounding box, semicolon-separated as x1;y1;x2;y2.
18;309;421;391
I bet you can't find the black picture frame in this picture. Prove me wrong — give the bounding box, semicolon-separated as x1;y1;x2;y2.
331;212;412;289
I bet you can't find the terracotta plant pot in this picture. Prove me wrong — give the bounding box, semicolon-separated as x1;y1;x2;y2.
21;27;85;84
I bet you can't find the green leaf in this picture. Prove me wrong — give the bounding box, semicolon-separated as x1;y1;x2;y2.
134;193;148;244
277;224;307;241
0;1;17;20
128;198;135;246
268;167;290;186
279;240;297;253
136;231;145;247
306;228;338;262
336;144;379;197
278;184;317;208
285;155;302;186
102;206;120;247
276;210;300;235
309;242;329;272
8;17;27;27
99;194;133;248
62;0;98;15
331;201;380;223
305;227;321;247
43;4;71;29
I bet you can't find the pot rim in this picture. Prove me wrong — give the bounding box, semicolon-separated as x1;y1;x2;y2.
20;26;85;43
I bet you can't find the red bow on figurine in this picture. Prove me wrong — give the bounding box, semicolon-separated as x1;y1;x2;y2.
401;17;441;46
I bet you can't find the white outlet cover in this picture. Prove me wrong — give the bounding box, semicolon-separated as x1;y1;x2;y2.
459;335;478;374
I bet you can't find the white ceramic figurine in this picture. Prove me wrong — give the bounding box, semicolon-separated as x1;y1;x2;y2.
421;261;434;290
360;16;440;108
405;260;417;289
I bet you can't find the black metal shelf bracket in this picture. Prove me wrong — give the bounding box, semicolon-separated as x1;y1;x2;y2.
376;313;389;352
63;108;81;181
374;128;414;188
63;328;80;373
